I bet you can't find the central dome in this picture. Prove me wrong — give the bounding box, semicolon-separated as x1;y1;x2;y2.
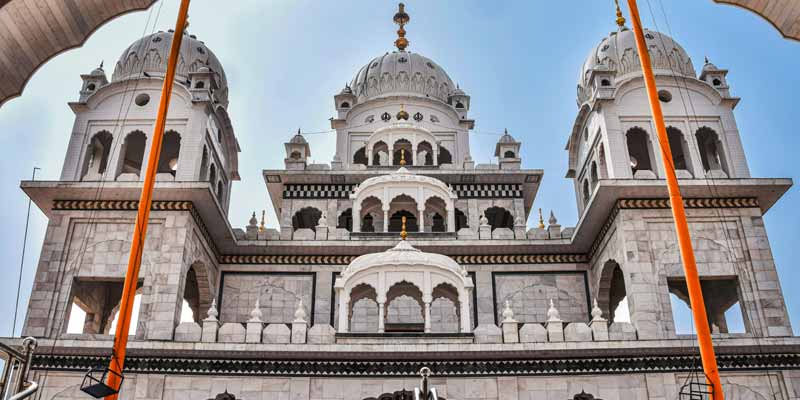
349;51;455;104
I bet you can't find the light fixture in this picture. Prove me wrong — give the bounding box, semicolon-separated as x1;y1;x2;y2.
168;158;178;171
629;156;638;169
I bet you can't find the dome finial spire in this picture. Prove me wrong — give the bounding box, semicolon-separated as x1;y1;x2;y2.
393;3;410;51
400;215;408;240
614;0;627;28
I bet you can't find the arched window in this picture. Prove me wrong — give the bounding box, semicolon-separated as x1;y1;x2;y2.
598;143;608;179
158;130;181;176
82;131;113;179
337;209;353;231
362;213;375;232
216;180;224;203
598;260;629;323
195;81;205;89
290;151;302;160
209;164;217;184
455;209;468;231
292;207;322;232
484;206;513;231
438;147;453;165
353;147;367;165
388;194;418;232
424;196;447;233
582;179;591;205
199;146;209;181
386;281;424;332
371;141;389;166
590;161;599;189
600;79;611;87
626;127;654;176
667;127;692;172
417;141;434;166
455;102;464;109
118;131;147;178
340;102;350;109
696;127;728;174
503;150;515;158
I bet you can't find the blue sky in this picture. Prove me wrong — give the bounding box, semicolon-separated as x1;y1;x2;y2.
0;0;798;336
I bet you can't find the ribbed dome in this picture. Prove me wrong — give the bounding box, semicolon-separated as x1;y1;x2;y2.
350;51;455;104
112;30;228;106
578;28;695;103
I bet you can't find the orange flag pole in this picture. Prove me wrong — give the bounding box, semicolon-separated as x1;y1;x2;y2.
104;0;191;398
625;1;724;398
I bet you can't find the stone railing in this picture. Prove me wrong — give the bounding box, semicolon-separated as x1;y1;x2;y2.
473;299;638;344
174;299;336;345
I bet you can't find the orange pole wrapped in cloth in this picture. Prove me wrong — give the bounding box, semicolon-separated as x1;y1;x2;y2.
105;0;191;398
625;0;724;398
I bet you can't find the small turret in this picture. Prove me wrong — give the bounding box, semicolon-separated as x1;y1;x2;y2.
495;129;521;170
285;129;311;170
78;62;108;102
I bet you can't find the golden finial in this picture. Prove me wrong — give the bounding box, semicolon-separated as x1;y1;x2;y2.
400;216;408;240
393;3;410;51
259;210;266;232
538;208;545;229
614;0;626;28
399;148;407;166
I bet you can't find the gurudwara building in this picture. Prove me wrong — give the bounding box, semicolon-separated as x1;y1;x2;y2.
9;3;800;400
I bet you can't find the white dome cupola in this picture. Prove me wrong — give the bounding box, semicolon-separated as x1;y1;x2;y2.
112;29;229;107
577;24;695;105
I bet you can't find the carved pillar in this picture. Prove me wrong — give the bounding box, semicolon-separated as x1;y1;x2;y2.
383;209;389;233
460;289;472;333
418;207;425;232
447;204;456;232
423;300;432;333
367;146;373;166
338;292;349;333
377;300;386;333
411;144;417;166
352;202;361;233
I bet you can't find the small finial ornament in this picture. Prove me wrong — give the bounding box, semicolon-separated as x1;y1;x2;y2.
502;300;516;322
294;299;307;323
591;299;606;322
399;148;407;166
205;299;219;322
99;60;104;69
393;3;410;51
249;211;258;227
400;215;408;240
538;208;545;229
259;210;266;232
547;299;561;322
249;298;263;322
548;210;558;226
614;0;626;28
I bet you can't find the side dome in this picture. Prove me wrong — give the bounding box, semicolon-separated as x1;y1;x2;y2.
112;30;229;106
350;51;455;104
578;28;695;103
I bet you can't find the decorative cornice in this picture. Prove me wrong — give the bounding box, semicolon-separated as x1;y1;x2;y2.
31;351;800;377
220;254;587;265
589;197;760;259
53;200;194;211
